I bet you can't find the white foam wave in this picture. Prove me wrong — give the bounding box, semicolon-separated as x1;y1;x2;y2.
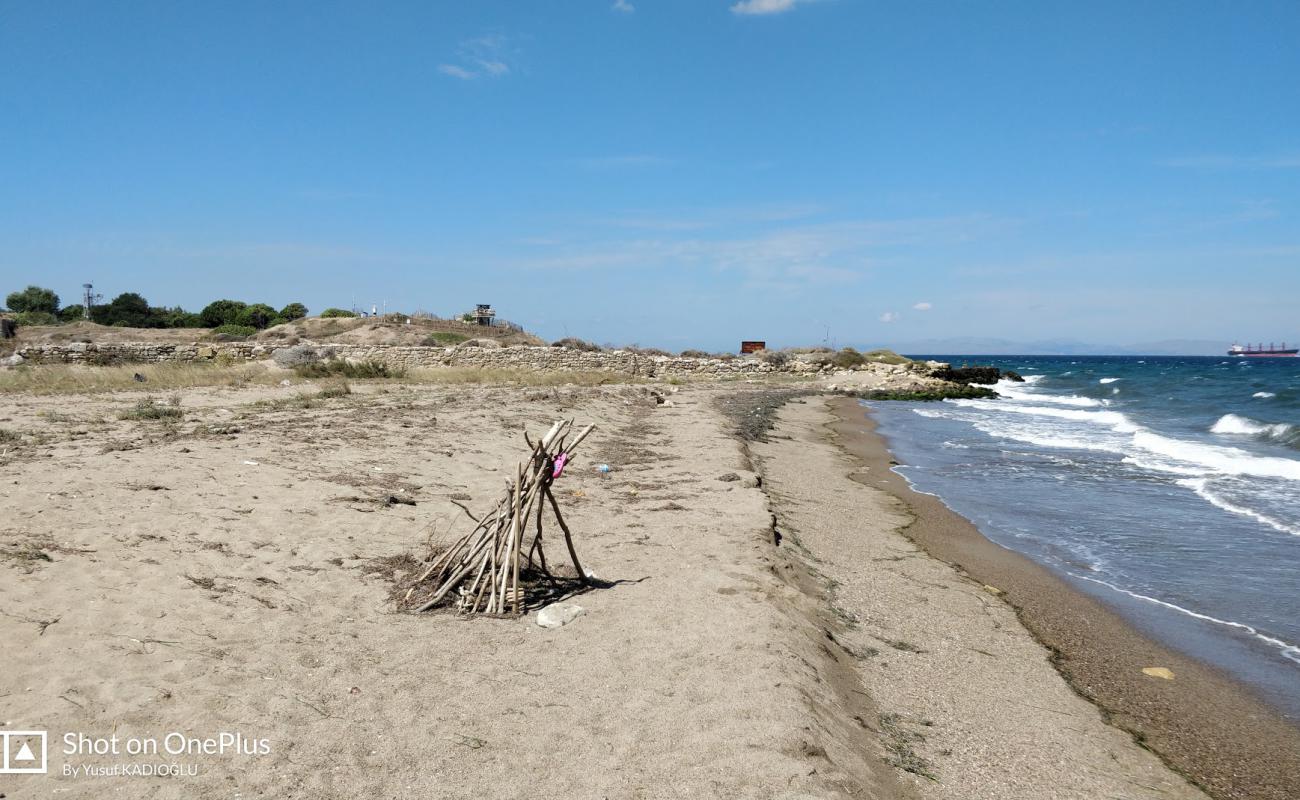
911;409;946;419
1070;573;1300;666
1253;391;1276;399
1176;478;1300;537
1020;374;1046;384
1099;377;1121;384
1132;431;1300;481
973;423;1120;452
1211;413;1294;439
950;399;1136;430
996;386;1105;407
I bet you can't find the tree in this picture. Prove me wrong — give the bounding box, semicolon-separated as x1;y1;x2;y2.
279;302;308;321
320;308;357;318
237;303;278;329
5;285;60;314
199;299;247;328
93;292;153;327
59;305;87;323
155;306;203;328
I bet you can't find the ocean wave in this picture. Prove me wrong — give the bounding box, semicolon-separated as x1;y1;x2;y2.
1132;430;1300;481
1253;391;1276;399
1069;573;1300;666
1099;377;1121;384
950;398;1136;430
1176;478;1300;537
944;399;1300;481
1210;414;1300;447
970;423;1121;452
1020;374;1045;384
999;391;1104;407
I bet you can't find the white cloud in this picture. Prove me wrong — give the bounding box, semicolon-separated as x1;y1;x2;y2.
912;301;932;311
437;64;476;80
880;311;900;323
731;0;814;15
438;35;513;80
612;0;635;12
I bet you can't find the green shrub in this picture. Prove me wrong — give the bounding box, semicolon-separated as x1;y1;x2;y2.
831;347;866;369
200;299;247;328
236;303;277;329
758;349;790;367
211;324;257;338
862;349;912;365
294;360;404;379
279;302;308;321
680;349;710;358
422;332;469;346
13;311;58;326
118;398;184;421
320;308;357;318
551;337;602;352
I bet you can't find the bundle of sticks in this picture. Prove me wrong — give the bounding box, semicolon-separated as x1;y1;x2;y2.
411;420;596;615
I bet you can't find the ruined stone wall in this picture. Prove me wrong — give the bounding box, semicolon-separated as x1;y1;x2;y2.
10;341;817;377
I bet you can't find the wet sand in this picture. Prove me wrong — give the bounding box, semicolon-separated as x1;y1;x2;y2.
828;395;1300;800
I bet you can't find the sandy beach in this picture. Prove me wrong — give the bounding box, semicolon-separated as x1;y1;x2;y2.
0;378;1282;798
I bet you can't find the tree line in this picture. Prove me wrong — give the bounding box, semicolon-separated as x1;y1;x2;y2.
0;285;339;332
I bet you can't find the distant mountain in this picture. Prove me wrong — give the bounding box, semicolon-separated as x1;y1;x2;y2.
877;337;1235;356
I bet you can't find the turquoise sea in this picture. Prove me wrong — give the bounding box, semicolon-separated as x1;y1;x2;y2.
866;355;1300;720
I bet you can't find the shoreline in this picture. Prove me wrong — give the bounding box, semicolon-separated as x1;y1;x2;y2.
826;395;1300;800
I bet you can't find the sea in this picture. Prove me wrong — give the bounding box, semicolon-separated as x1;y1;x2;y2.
864;355;1300;720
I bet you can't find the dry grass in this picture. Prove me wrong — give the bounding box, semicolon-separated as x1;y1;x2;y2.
0;363;280;395
404;367;642;386
0;362;651;396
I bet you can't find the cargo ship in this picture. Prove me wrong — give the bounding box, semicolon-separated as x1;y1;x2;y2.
1228;342;1298;357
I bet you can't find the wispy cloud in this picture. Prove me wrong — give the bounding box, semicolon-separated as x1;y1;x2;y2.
1160;154;1300;170
612;0;635;12
731;0;815;15
438;35;513;80
504;213;1011;292
912;301;932;311
437;64;476;80
880;311;900;323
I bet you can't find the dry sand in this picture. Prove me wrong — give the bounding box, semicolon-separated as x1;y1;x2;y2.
2;381;901;798
0;380;1259;798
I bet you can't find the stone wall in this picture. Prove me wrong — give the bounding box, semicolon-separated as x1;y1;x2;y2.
10;341;817;378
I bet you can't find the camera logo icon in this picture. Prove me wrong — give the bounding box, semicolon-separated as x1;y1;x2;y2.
1;731;47;774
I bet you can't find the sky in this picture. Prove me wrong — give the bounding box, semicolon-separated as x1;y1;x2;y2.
1;0;1298;352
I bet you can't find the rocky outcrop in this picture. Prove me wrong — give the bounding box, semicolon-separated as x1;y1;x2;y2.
928;365;1005;385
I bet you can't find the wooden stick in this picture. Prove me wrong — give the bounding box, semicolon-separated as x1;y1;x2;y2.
545;484;590;584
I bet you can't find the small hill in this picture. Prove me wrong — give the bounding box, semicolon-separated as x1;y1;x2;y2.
10;316;545;347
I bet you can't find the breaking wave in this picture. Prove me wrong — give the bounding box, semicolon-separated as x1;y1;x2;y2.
1211;414;1300;448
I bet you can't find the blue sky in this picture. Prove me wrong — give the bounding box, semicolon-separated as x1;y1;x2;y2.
2;0;1298;351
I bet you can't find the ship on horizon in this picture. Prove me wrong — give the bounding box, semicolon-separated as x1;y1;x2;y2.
1228;342;1298;357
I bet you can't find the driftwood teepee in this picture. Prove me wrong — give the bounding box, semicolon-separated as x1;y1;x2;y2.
410;420;596;616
